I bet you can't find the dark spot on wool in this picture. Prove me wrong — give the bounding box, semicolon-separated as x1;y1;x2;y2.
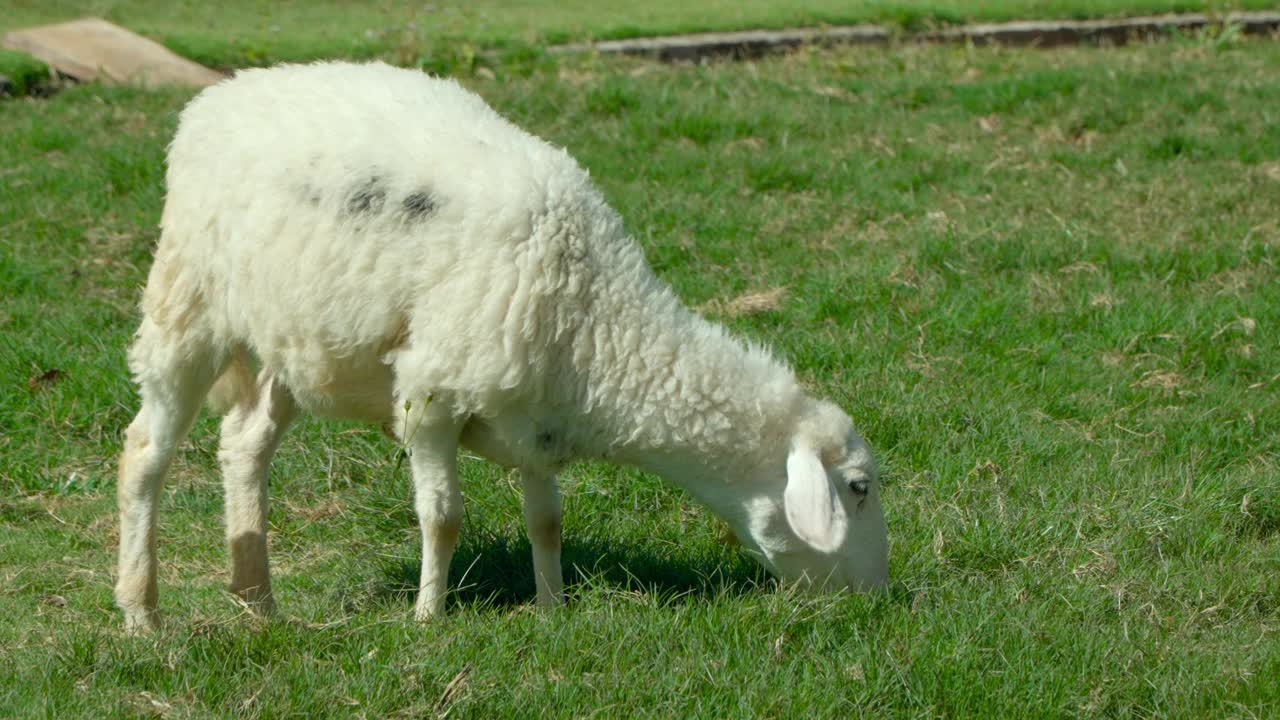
536;431;556;452
292;182;322;207
401;191;437;221
346;177;386;215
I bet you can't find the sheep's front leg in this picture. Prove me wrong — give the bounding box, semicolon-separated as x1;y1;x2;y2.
219;373;297;618
520;470;564;608
406;418;464;620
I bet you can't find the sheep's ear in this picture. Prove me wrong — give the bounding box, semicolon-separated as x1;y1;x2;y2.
784;444;848;553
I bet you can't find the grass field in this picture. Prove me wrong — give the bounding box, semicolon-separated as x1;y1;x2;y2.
2;24;1280;719
3;0;1280;68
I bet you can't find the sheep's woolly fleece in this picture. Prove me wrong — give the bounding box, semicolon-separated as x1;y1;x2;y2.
134;61;805;469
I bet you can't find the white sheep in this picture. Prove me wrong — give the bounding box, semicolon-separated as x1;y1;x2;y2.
115;61;888;632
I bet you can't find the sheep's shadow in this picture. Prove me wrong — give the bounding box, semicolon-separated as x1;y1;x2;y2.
358;533;772;611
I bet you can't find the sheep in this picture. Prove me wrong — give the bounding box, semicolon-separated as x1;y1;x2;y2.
115;61;888;632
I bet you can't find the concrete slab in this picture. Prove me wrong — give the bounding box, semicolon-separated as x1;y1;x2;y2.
555;25;889;62
555;11;1280;61
924;11;1280;46
2;17;223;88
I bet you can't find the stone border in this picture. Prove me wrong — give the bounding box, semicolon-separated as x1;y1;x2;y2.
552;11;1280;61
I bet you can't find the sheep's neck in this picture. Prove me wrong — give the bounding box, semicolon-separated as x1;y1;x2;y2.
562;249;803;500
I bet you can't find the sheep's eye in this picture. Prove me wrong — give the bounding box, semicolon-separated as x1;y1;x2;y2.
848;479;870;496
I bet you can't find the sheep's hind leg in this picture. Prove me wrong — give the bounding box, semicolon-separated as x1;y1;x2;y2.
399;400;465;620
116;343;219;633
219;372;297;619
520;470;564;608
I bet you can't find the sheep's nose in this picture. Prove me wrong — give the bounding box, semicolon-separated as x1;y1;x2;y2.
847;554;889;592
848;571;888;593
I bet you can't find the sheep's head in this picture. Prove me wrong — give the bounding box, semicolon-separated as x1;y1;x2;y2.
740;400;889;592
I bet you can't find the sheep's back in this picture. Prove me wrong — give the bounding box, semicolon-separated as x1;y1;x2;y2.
149;62;610;418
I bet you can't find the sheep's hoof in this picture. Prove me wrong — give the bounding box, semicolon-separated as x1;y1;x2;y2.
237;600;275;630
413;597;446;621
122;608;160;635
231;586;275;618
534;594;565;610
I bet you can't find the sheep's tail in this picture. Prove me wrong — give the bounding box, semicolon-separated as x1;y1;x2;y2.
206;349;256;415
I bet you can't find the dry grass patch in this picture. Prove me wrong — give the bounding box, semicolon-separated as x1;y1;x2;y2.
700;286;787;318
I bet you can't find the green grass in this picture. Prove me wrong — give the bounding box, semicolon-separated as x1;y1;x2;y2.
2;0;1279;69
3;31;1280;718
0;49;49;97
